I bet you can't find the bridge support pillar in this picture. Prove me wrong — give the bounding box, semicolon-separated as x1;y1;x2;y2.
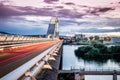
80;74;85;80
113;74;117;80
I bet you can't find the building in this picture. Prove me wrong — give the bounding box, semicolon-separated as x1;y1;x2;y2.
75;34;85;40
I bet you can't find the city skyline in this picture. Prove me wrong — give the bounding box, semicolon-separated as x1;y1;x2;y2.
0;0;120;36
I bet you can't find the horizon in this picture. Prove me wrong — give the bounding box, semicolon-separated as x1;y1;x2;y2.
1;31;120;38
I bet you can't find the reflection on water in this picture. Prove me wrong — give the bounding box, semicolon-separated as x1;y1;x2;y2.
85;75;120;80
62;45;120;80
85;75;112;80
62;45;120;70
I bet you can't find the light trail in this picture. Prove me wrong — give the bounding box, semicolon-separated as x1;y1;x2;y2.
0;40;60;64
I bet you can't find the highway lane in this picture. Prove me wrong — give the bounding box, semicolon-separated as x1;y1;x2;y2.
0;41;58;64
0;40;52;49
0;40;60;78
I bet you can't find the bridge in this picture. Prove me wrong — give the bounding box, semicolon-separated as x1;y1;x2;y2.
59;68;120;80
59;69;120;74
0;17;62;80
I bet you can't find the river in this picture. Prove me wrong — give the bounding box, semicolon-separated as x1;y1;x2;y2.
62;45;120;80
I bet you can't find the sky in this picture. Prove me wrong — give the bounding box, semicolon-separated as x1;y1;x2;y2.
0;0;120;37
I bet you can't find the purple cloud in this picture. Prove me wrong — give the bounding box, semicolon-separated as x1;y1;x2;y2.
0;3;55;18
44;0;59;4
0;2;116;19
64;2;75;5
55;6;64;9
0;3;86;19
0;3;21;18
58;9;85;18
86;7;115;16
98;7;115;12
79;5;88;7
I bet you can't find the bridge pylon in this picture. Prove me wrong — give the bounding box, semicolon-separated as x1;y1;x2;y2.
47;17;59;39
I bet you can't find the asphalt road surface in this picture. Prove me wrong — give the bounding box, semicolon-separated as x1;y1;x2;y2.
0;40;59;78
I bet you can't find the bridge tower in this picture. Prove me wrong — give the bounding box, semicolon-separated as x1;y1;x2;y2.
47;17;59;39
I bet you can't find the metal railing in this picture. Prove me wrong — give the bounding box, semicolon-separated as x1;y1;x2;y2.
59;66;120;75
70;66;120;72
0;34;52;45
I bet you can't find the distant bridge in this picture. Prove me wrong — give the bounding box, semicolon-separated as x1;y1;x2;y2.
59;69;120;80
59;69;120;75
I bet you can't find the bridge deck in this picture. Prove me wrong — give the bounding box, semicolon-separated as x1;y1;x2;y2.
0;41;59;78
59;70;120;75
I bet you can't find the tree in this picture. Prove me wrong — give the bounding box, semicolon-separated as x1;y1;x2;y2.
94;36;100;40
104;37;111;41
89;36;94;40
85;48;100;58
91;40;102;45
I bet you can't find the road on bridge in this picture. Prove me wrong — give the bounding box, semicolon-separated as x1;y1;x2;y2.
0;40;60;78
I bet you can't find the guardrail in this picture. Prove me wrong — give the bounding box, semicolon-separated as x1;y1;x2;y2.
70;66;120;71
59;66;120;75
0;34;52;45
0;41;63;80
59;70;120;75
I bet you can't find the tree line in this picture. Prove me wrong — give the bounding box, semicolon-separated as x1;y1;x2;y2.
75;44;120;63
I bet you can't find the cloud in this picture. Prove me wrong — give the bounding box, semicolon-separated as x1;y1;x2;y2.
58;9;85;18
55;6;64;9
0;2;118;19
85;7;115;16
58;17;120;34
0;3;54;18
98;7;115;12
59;26;117;34
0;3;21;18
59;19;78;26
75;27;120;33
0;17;48;35
0;25;46;35
44;0;59;4
59;19;93;26
0;0;11;5
0;3;85;19
64;2;75;5
106;21;120;27
0;0;120;35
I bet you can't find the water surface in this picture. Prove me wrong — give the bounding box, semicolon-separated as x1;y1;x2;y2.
62;45;120;80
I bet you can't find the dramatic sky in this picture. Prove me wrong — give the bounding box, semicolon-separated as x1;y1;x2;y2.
0;0;120;36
